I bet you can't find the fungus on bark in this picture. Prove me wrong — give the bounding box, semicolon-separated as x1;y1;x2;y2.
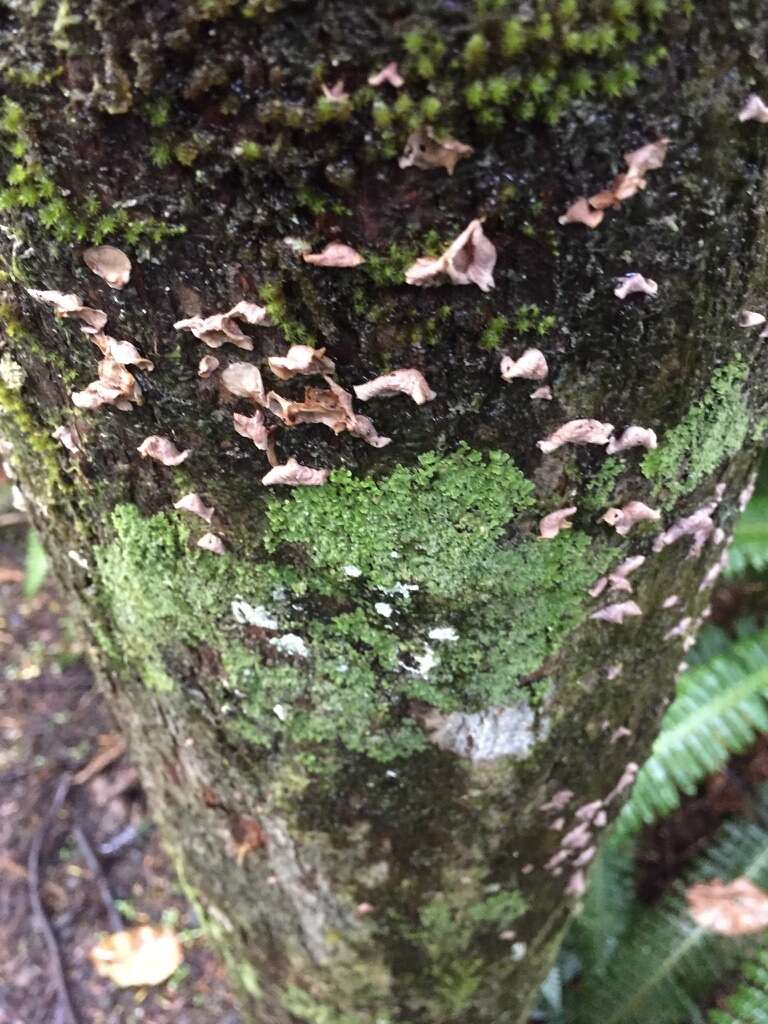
174;493;215;523
589;555;646;597
72;357;142;412
27;288;107;334
174;302;269;350
262;459;329;486
398;127;474;176
221;362;265;402
613;273;658;300
531;386;553;401
198;355;220;378
233;410;270;450
91;333;154;371
405;218;496;291
537;419;614;453
267;345;336;379
302;243;365;268
600;501;661;536
353;368;435;405
539;506;577;539
558;199;604;228
606;426;658;454
590;601;643;624
737;310;766;327
368;62;404;88
51;424;80;453
501;348;548;382
321;80;349;102
738;94;768;124
82;245;132;289
137;435;190;466
197;533;226;554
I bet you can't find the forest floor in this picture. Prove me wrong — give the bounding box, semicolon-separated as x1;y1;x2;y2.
0;518;242;1024
2;501;768;1024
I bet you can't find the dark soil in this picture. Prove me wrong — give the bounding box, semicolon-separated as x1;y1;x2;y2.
0;516;242;1024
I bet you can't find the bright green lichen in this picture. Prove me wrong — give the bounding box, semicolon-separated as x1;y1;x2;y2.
642;361;751;508
264;445;535;595
97;447;615;765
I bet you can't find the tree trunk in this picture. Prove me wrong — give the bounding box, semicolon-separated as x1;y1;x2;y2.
1;1;767;1020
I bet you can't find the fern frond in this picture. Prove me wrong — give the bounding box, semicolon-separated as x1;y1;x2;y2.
565;794;768;1024
707;948;768;1024
615;630;768;837
727;496;768;578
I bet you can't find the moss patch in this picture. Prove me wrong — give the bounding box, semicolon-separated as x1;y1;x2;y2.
96;446;616;766
642;361;751;508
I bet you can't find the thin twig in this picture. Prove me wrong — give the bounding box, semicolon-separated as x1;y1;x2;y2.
26;773;81;1024
72;824;123;933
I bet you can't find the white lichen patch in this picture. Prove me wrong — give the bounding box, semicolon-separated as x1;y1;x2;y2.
427;626;459;641
231;599;279;630
269;634;309;658
422;703;550;763
374;601;393;618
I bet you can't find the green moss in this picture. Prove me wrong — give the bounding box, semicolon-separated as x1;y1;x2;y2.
642;361;751;508
480;315;508;350
97;446;615;765
582;457;623;512
260;281;315;345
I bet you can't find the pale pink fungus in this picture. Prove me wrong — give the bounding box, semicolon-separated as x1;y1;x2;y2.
321;80;349;103
545;850;570;872
267;345;336;380
624;138;670;178
500;348;548;382
610;726;632;744
539;506;577;539
549;817;565;831
664;617;692;642
353;368;435;405
575;800;603;823
197;533;226;555
82;245;131;289
27;288;107;334
561;822;592;850
653;506;718;557
605;664;622;680
368;61;404;88
233;410;270;450
137;435;190;466
531;386;553;401
91;333;154;371
737;310;766;327
663;595;680;609
572;847;596;869
600;501;661;536
398;126;473;176
405;218;496;292
594;810;608;827
174;302;269;350
198;355;220;378
606;425;658;454
323;377;391;447
605;762;639;804
541;789;574;813
174;493;214;523
614;273;658;300
566;870;586;897
72;357;142;412
738;94;768;124
591;601;642;624
262;458;329;487
51;425;79;453
221;362;265;402
589;555;646;597
302;243;364;268
537;419;614;454
558;198;604;229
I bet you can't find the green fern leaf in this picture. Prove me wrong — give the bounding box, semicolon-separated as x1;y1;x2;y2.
565;796;768;1024
707;948;768;1024
727;496;768;577
615;630;768;837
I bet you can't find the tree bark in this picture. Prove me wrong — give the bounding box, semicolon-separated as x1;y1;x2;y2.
1;1;768;1021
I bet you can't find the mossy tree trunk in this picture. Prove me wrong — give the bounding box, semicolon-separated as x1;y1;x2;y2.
2;1;768;1021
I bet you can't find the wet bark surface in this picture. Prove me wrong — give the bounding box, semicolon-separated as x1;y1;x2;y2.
2;1;768;1021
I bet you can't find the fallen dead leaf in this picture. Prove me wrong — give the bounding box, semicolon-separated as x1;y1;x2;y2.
90;925;183;987
686;877;768;935
74;735;127;785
